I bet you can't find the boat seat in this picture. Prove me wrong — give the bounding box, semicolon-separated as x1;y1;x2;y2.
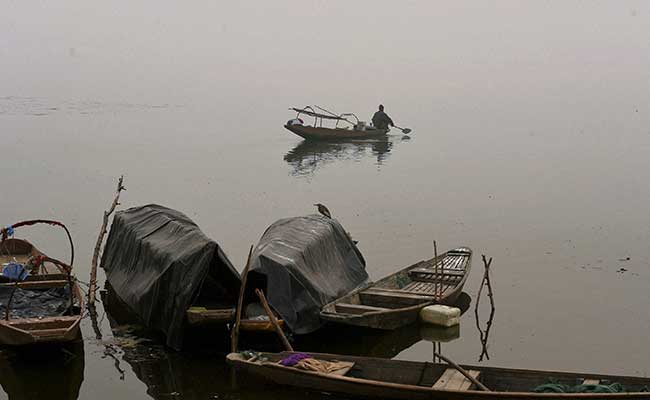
432;368;481;391
334;303;389;315
0;280;69;289
359;289;434;308
186;307;235;325
583;379;600;385
401;281;450;296
409;269;465;284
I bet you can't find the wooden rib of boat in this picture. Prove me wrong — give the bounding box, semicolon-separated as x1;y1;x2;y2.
0;239;83;345
320;247;471;330
285;124;389;141
227;351;650;399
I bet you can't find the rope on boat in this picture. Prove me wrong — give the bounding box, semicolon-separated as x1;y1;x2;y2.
1;219;75;267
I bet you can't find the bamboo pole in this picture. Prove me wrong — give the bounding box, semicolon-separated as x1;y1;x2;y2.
88;176;125;306
255;288;293;352
231;245;254;353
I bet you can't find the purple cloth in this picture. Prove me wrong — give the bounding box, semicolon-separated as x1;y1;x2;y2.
279;352;312;366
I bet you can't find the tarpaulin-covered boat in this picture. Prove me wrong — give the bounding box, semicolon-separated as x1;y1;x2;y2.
245;214;369;335
101;206;369;348
101;204;242;350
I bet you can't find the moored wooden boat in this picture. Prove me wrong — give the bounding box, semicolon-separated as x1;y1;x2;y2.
0;287;83;346
228;351;650;399
320;247;472;330
0;227;82;346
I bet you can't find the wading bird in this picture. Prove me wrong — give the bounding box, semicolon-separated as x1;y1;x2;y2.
314;203;331;218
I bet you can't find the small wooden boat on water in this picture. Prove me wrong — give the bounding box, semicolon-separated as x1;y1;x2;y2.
320;247;471;330
228;351;650;399
0;221;83;345
285;106;389;141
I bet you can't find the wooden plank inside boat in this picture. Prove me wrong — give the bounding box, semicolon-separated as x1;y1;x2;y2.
186;307;235;325
0;280;69;289
8;316;79;330
432;368;481;390
359;289;434;308
334;303;389;314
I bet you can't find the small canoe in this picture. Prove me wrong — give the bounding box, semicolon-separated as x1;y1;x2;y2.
0;239;83;346
285;124;389;141
227;351;650;400
320;247;471;330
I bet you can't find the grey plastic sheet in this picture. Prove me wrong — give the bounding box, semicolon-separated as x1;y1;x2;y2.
0;285;72;319
101;204;241;350
249;214;368;334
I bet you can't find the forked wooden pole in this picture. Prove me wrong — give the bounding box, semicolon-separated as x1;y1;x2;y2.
231;245;254;353
474;255;495;361
255;288;293;352
89;175;125;306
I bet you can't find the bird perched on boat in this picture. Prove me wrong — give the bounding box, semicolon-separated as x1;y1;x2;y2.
314;203;331;218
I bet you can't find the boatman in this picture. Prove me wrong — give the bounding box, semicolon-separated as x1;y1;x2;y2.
372;104;394;130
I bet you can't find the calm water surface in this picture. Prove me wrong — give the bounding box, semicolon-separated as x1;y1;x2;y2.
2;2;650;399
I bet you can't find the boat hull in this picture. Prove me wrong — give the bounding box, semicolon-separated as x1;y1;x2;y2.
0;238;84;346
285;124;388;141
0;316;81;346
228;351;650;400
320;248;471;330
321;290;464;330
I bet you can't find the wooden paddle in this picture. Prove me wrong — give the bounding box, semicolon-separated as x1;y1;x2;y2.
393;125;412;134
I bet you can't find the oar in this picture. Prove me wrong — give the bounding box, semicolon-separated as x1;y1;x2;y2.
393;125;412;134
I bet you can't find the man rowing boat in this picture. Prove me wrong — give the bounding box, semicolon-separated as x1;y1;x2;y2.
371;104;394;130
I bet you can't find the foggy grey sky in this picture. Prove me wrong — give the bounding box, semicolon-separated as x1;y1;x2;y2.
3;1;650;112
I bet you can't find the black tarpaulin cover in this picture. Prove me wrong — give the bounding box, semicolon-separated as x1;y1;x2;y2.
249;214;368;334
101;204;241;350
0;286;73;319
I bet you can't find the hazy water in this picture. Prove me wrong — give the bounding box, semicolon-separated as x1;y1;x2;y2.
2;1;650;398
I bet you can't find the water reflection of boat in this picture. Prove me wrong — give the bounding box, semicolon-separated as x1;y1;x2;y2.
284;136;400;176
102;291;303;399
0;340;84;399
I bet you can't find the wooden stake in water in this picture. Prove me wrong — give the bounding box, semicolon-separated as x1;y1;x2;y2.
231;245;254;353
89;175;125;306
